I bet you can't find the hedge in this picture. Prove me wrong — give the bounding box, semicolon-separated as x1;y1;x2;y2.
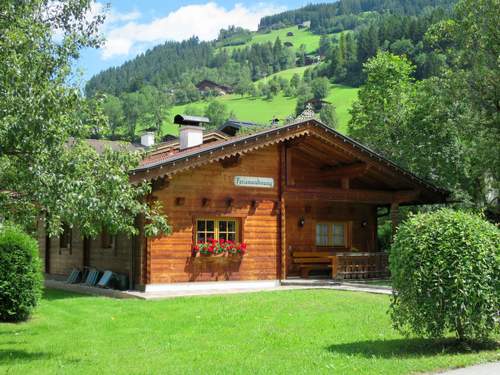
0;224;43;322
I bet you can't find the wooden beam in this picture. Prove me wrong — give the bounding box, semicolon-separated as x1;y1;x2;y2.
280;143;287;280
390;202;399;238
323;162;368;179
151;176;169;191
219;154;241;168
286;146;294;186
294;142;351;165
284;186;419;205
341;177;350;190
394;190;421;203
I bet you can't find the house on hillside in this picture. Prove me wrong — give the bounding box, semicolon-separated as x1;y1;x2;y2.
37;111;449;292
304;54;321;66
305;98;331;111
298;21;311;29
195;80;234;96
218;119;258;136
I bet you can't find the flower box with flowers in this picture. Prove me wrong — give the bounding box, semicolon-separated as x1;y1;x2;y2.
192;238;247;261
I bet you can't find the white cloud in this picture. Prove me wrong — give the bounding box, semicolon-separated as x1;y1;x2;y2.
50;1;141;43
89;2;141;26
99;2;286;60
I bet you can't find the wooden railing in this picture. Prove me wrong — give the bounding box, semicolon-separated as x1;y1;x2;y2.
331;252;389;279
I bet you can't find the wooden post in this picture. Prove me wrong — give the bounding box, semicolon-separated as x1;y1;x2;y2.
43;214;51;274
390;202;399;238
83;237;90;269
279;143;287;280
286;146;294;186
341;177;350;190
331;255;338;279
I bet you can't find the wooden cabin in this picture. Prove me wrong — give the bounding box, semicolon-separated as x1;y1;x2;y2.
305;98;331;111
303;54;321;66
38;116;448;291
195;80;234;96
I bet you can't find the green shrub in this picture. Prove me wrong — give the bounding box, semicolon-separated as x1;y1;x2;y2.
377;220;392;252
0;224;43;322
390;209;500;342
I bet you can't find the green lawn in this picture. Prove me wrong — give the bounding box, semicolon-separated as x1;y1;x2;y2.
160;84;359;136
221;26;321;54
1;289;498;374
344;279;392;287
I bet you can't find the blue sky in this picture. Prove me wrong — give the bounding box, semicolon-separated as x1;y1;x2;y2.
76;1;332;84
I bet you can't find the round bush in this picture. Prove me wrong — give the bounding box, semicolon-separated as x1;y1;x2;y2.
389;209;500;342
0;224;43;322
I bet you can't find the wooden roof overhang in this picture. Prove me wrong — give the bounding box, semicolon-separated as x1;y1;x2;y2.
131;119;450;205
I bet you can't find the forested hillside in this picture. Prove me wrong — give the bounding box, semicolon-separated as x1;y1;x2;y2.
86;0;459;141
259;0;456;33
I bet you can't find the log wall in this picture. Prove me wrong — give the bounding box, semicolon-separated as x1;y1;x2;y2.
148;144;281;283
37;218;133;279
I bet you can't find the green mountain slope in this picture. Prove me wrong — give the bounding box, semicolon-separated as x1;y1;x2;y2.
86;0;458;142
221;26;320;54
158;83;358;136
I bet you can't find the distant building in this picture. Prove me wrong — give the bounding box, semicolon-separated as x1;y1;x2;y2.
298;20;311;29
305;98;331;111
219;119;258;136
195;80;234;96
304;54;321;66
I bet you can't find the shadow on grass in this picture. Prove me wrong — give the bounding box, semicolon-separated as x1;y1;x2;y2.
0;349;51;363
43;288;88;301
326;338;498;359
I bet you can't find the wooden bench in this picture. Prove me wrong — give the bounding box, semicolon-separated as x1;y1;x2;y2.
292;251;333;278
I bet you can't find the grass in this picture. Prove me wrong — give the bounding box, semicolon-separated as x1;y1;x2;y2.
1;289;498;374
325;84;360;130
344;279;392;287
160;84;359;136
259;66;310;83
221;26;321;54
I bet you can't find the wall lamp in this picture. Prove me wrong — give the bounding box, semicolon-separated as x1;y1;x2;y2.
298;217;305;228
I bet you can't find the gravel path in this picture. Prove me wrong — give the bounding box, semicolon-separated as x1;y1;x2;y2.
434;361;500;374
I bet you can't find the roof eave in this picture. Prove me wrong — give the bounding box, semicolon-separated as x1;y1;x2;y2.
133;118;450;201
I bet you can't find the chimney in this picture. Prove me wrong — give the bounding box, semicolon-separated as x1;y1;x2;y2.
173;114;210;150
140;132;155;147
179;126;204;149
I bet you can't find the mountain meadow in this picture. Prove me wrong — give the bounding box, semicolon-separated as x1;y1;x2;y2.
85;0;458;139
